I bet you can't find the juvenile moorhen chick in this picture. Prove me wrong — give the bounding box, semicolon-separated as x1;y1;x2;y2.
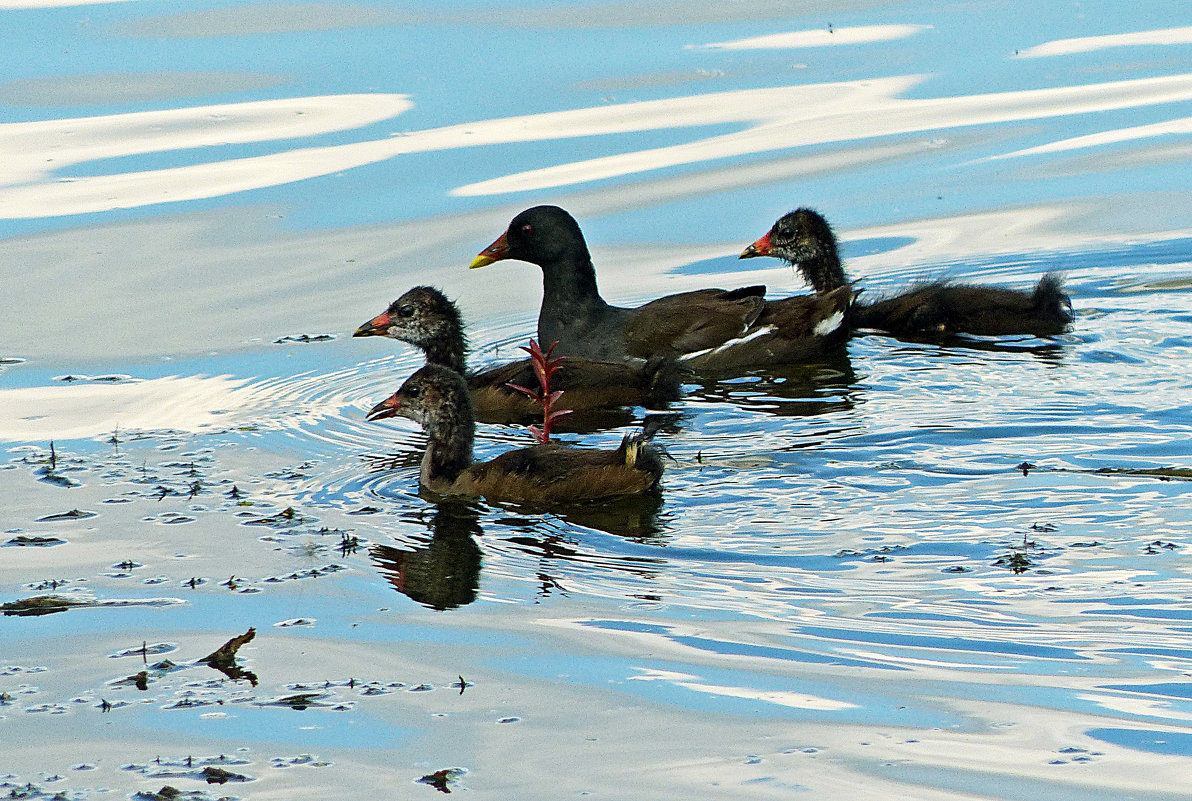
367;364;664;503
354;286;682;419
741;208;1073;337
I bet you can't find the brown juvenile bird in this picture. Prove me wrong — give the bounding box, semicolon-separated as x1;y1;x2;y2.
741;208;1072;337
354;286;682;421
367;364;663;504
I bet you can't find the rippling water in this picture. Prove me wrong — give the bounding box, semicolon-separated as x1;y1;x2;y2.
3;2;1192;799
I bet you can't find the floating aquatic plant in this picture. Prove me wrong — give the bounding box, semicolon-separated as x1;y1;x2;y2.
505;339;572;444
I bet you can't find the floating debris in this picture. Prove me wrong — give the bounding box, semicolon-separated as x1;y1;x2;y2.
201;766;249;784
274;333;335;344
1;595;88;616
53;373;131;383
36;508;96;521
118;670;149;691
994;532;1039;574
134;787;202;801
260;692;330;710
417;768;465;793
1095;466;1192;481
35;446;80;487
269;753;330;768
153;485;182;501
339;532;362;555
263;563;345;583
243;507;317;528
109;642;178;659
198;628;258;686
4;535;66;547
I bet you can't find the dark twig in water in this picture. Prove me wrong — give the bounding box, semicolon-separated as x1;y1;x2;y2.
2;595;88;616
199;627;258;686
418;768;464;793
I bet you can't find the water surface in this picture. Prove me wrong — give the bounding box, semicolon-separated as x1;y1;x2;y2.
3;1;1192;799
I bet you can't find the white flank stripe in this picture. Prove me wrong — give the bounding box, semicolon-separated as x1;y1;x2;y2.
679;325;778;361
814;310;845;336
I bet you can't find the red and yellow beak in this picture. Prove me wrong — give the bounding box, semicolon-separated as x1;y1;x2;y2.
739;231;772;259
366;392;402;421
469;231;509;269
353;310;391;338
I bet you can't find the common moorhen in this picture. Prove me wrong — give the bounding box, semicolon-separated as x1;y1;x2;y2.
366;364;664;503
741;208;1072;337
470;205;851;370
354;286;682;419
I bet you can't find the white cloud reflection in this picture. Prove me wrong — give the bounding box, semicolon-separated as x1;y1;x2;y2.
694;24;929;50
0;94;412;218
452;73;1192;195
6;73;1192;218
629;667;858;711
1016;26;1192;58
992;116;1192;159
0;375;261;442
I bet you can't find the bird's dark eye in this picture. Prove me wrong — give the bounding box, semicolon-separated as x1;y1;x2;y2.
520;223;533;236
398;304;415;318
405;385;420;398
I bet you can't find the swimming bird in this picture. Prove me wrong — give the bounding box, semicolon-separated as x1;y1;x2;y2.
741;208;1072;337
367;364;664;504
470;205;851;372
355;286;682;420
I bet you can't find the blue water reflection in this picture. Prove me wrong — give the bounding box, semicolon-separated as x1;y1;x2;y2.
5;1;1192;799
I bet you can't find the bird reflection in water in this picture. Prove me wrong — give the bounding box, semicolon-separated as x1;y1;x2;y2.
370;493;669;610
371;500;484;611
875;334;1071;368
685;351;858;418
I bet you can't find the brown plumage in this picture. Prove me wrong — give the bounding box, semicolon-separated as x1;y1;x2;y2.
741;208;1072;338
470;206;847;371
679;286;854;375
366;364;664;504
354;286;682;422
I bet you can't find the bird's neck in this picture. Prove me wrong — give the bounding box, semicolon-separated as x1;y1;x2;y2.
541;252;608;308
538;254;614;342
798;246;849;294
421;415;474;486
418;328;468;374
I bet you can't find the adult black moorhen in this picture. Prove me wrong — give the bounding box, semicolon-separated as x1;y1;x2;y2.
741;208;1072;337
354;286;682;420
366;364;664;504
469;205;851;371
